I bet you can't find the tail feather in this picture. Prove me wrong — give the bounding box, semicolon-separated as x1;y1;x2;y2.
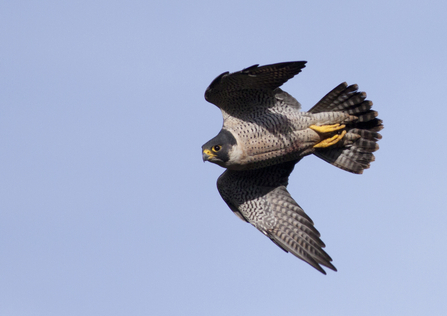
349;128;382;141
310;83;383;174
308;82;350;113
344;100;372;115
314;147;374;174
333;92;367;111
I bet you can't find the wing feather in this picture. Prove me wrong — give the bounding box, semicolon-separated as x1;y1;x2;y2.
205;61;306;110
217;160;336;274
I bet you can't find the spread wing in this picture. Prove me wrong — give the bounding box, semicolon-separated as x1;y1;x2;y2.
205;61;306;113
216;160;336;274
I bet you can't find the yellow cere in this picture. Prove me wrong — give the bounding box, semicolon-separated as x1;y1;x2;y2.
203;149;216;158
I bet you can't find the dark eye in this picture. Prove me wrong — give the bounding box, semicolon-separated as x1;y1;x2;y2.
212;145;222;152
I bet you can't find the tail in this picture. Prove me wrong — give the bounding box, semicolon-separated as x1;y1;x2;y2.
309;82;383;174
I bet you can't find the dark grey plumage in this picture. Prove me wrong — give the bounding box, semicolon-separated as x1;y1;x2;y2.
202;61;383;274
217;160;336;274
201;129;237;167
308;82;383;173
202;61;383;172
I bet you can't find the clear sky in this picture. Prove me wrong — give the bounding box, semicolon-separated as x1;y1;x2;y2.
1;1;447;315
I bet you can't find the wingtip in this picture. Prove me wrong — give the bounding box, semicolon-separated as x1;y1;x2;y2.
242;64;260;72
285;60;307;70
204;71;229;101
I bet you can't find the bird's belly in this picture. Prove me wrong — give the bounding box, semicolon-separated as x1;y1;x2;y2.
229;128;320;170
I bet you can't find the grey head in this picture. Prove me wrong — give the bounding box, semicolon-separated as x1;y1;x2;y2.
202;129;238;168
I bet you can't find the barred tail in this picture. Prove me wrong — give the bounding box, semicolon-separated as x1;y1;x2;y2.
309;82;383;174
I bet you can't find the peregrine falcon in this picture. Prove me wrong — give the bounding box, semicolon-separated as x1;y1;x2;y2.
202;61;383;274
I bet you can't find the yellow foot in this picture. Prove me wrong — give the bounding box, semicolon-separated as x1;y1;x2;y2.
309;123;346;133
314;130;347;148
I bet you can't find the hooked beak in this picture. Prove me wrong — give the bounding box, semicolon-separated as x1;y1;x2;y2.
202;149;215;162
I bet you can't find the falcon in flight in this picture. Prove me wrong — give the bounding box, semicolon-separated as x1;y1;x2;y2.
202;61;383;274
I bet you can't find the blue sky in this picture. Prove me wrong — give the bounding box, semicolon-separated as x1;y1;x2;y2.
1;1;447;315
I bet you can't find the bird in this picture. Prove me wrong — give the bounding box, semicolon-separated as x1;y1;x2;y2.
202;61;383;274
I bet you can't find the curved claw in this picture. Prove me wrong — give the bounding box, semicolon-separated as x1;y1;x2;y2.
309;124;346;133
314;130;347;148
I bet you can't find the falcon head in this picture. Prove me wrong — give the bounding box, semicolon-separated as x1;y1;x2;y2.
202;129;239;168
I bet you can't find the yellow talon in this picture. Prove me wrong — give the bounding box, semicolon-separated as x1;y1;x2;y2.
309;124;346;133
314;130;347;148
